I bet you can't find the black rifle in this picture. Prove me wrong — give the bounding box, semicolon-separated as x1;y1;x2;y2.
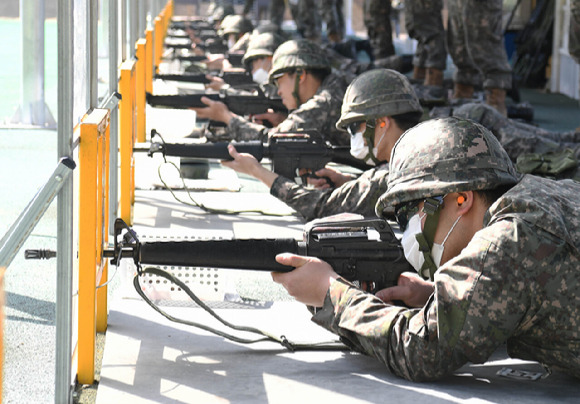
172;52;245;68
227;52;244;68
166;28;219;41
165;38;229;54
147;129;372;182
146;89;288;116
174;54;208;63
195;39;229;54
105;217;411;293
155;71;254;87
170;19;214;31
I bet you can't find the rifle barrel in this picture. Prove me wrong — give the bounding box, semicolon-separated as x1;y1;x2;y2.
161;141;265;161
155;73;210;84
139;239;302;271
146;93;221;109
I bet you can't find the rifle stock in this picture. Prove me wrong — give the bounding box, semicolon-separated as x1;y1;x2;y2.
107;218;410;292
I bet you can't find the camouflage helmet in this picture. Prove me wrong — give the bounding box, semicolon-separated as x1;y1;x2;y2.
268;39;331;81
375;117;520;216
210;5;235;24
242;32;285;66
336;68;422;130
219;15;254;37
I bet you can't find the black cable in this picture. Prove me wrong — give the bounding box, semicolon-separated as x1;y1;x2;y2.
153;131;295;216
133;266;349;352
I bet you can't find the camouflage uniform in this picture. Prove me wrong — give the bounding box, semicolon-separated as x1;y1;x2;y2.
270;165;389;221
269;0;322;41
449;103;580;161
319;0;345;41
405;0;447;71
312;118;580;381
447;0;512;90
227;72;349;145
322;45;412;84
571;0;580;64
364;0;395;59
268;68;423;220
230;23;286;54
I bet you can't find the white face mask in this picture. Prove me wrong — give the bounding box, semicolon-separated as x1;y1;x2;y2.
252;68;269;85
430;215;462;268
401;213;427;275
350;131;378;166
350;131;367;160
350;124;387;165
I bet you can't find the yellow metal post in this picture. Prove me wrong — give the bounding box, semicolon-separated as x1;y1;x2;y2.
135;39;147;143
77;112;100;384
145;28;154;95
96;118;110;333
154;16;163;74
77;109;111;384
119;60;136;225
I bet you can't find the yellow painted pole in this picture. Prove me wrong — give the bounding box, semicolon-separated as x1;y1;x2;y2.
135;39;147;143
97;112;111;332
78;109;110;384
78;115;99;384
145;28;154;95
119;60;136;225
154;16;163;74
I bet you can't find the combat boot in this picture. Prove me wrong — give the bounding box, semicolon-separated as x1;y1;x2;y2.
485;88;507;117
452;82;474;99
412;66;426;82
424;68;444;87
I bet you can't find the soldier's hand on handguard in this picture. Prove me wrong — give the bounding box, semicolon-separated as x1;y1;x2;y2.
374;272;434;308
191;96;234;124
204;74;225;91
252;111;287;127
273;253;340;307
203;54;225;71
192;46;206;56
307;167;355;189
221;144;261;176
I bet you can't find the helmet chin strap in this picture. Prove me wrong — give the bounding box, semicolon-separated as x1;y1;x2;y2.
414;196;444;281
362;121;382;165
292;69;303;109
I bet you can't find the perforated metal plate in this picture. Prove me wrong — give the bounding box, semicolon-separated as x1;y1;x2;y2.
134;229;237;303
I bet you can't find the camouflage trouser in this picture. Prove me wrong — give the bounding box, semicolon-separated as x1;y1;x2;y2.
364;0;395;59
570;0;580;64
273;0;322;41
405;0;447;70
447;0;512;89
319;0;345;40
243;0;254;15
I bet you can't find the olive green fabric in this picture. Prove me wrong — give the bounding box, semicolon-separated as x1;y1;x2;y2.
336;68;422;130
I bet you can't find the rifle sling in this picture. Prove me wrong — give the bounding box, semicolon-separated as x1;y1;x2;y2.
133;266;349;352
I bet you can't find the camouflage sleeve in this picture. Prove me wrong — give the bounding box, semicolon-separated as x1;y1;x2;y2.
276;74;350;146
227;114;269;141
313;219;533;381
270;167;388;221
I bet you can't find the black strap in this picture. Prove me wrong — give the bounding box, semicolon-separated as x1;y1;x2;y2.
133;266;349;352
